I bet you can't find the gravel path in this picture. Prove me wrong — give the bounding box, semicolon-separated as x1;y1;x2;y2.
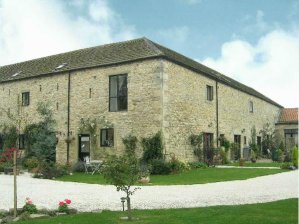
0;171;298;212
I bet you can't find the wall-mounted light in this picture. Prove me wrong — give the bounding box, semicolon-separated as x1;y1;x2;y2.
241;128;246;133
208;122;213;127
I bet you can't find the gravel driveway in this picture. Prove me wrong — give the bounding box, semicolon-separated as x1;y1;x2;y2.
0;171;298;212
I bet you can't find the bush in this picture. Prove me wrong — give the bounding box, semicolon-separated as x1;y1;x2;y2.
169;157;189;173
188;162;208;169
150;159;171;175
24;157;39;170
280;162;292;169
292;146;298;168
72;161;85;172
35;162;69;179
220;148;229;164
141;131;163;163
272;149;283;162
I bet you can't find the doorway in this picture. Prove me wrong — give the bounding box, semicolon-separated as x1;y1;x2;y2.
78;134;90;161
203;133;213;165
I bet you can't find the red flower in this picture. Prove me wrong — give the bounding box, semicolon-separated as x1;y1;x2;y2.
65;199;71;205
59;201;65;206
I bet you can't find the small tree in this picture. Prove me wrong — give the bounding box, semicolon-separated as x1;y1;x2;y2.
102;154;141;221
189;133;203;162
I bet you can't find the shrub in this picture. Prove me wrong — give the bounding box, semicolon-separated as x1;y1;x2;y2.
251;150;257;163
0;148;19;163
22;198;38;214
150;159;171;175
122;134;138;156
272;149;283;162
72;161;85;172
24;157;39;170
220;148;229;164
292;146;298;168
169;156;189;173
188;162;208;169
280;162;292;169
189;133;203;162
141;131;163;163
35;162;69;179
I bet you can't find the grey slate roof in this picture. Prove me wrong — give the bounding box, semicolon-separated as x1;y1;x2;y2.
0;37;282;108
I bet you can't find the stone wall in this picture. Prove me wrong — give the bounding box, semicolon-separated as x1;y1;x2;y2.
0;57;282;164
0;59;164;164
162;60;281;161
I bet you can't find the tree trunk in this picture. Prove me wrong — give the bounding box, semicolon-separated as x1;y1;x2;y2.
126;193;132;221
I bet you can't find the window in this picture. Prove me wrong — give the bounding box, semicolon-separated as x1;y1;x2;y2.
22;92;30;106
206;85;213;101
100;128;114;147
109;74;128;111
19;134;25;149
249;101;253;113
244;136;247;145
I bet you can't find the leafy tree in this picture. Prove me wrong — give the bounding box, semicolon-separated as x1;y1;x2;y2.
260;123;276;155
1;125;18;149
24;102;56;162
102;154;141;221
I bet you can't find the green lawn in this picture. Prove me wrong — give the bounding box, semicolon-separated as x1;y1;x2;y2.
19;198;298;224
226;162;284;167
56;168;286;185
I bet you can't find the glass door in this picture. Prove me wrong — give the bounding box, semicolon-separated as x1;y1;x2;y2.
78;134;90;161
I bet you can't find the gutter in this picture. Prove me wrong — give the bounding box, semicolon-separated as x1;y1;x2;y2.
216;80;219;147
67;71;71;165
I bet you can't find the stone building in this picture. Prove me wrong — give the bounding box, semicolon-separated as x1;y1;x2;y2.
275;108;298;150
0;38;283;164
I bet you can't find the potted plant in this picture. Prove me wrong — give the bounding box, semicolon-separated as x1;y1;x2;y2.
250;150;257;163
239;158;246;166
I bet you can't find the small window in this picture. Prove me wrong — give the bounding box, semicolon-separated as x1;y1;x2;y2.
100;128;114;147
206;85;213;101
249;101;253;113
244;136;247;145
109;74;128;112
22;92;30;106
19;134;25;149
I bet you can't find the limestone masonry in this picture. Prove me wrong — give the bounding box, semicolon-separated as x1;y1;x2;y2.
0;38;289;164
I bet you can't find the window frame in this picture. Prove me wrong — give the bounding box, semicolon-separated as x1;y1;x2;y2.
22;92;30;106
100;128;114;147
109;74;128;112
206;85;213;101
249;101;254;113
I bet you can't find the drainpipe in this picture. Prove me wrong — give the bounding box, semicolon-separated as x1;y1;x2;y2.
216;81;219;147
67;72;71;165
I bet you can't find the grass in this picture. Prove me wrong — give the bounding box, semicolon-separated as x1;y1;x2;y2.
226;162;284;167
18;198;298;224
56;168;286;185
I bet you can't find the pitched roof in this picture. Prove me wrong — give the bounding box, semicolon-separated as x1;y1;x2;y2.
278;108;298;124
0;37;282;108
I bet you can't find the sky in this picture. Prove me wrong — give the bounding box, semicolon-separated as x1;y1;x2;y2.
0;0;298;107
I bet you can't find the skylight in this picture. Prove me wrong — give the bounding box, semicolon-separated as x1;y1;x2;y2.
12;71;22;77
54;63;67;70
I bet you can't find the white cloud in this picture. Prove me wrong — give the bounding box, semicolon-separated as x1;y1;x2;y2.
0;0;137;65
200;29;299;108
